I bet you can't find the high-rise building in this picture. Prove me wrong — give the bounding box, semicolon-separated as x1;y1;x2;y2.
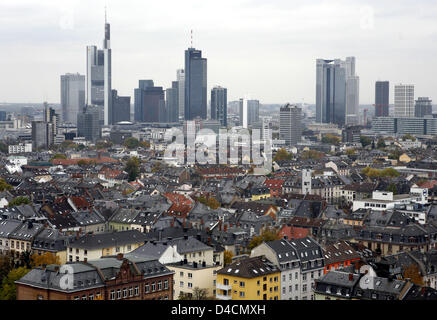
316;57;359;127
239;98;259;128
280;104;302;146
177;69;185;119
0;111;6;121
211;86;227;127
43;102;59;140
184;48;207;120
61;73;85;124
375;81;390;117
394;84;415;117
134;80;165;123
415;97;433;118
32;121;53;150
165;81;179;123
86;17;111;126
77;105;102;141
111;90;131;124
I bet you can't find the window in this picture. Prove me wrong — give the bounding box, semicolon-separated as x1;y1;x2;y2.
295;272;298;280
110;290;115;300
89;294;94;300
123;288;128;298
289;285;292;292
295;284;298;291
239;281;245;288
158;281;162;291
188;283;193;288
127;245;131;251
116;247;120;253
129;287;133;297
84;250;87;256
164;280;168;289
180;281;184;288
74;296;80;300
152;282;156;292
239;291;245;298
135;286;139;296
180;271;184;277
145;284;150;293
76;248;79;254
303;284;307;292
303;274;307;281
188;273;193;279
96;292;101;299
117;289;121;299
82;295;87;300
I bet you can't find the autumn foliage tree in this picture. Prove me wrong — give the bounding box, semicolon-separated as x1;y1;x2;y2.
30;252;60;268
224;250;234;265
248;228;281;250
0;267;30;300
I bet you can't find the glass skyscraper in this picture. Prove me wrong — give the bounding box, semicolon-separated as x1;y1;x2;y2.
61;73;85;125
184;48;207;120
375;81;390;117
211;86;227;127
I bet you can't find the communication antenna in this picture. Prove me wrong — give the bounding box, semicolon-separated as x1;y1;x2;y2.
190;29;193;48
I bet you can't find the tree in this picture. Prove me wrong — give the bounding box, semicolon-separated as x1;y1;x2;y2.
387;183;398;195
140;141;150;149
50;153;67;161
192;287;208;300
273;148;292;162
0;267;30;300
321;134;341;146
300;150;324;160
206;197;220;210
403;264;424;286
0;142;8;154
124;137;140;149
125;157;140;182
248;228;280;250
151;161;162;173
402;134;416;142
0;254;13;286
224;250;234;265
345;149;356;156
30;252;60;268
77;159;89;167
0;178;13;192
360;136;372;148
376;138;386;149
8;196;31;207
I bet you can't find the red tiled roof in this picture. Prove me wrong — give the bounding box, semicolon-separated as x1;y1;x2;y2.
279;225;309;240
264;179;285;188
418;180;437;189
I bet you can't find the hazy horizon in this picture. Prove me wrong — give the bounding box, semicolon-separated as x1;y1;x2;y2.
0;0;436;105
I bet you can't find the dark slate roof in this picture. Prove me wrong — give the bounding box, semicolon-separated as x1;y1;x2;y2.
8;221;44;240
68;230;148;250
265;239;299;263
217;256;280;279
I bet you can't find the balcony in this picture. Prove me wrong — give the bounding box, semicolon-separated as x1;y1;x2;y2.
216;283;232;291
216;294;232;300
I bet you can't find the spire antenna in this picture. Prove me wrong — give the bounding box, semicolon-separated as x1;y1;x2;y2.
105;5;107;24
191;29;193;48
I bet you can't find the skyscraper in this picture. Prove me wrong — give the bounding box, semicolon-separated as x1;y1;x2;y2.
43;102;59;140
239;98;259;128
211;86;227;127
134;80;165;123
165;81;179;123
61;73;85;124
280;104;302;146
394;84;415;117
32;121;53;150
77;105;102;141
316;57;359;127
184;48;207;120
111;90;131;124
177;69;185;119
86;16;111;126
415;97;433;118
375;81;390;117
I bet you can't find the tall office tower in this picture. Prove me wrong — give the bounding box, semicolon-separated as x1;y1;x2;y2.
32;121;53;150
165;81;179;123
279;104;302;146
394;84;415;117
316;57;359;127
415;97;433;118
111;90;131;124
77;105;102;141
61;73;85;124
43;102;59;140
184;48;207;120
211;86;227;127
0;111;6;121
134;80;165;122
177;69;185;118
375;81;390;117
86;16;112;126
239;98;259;128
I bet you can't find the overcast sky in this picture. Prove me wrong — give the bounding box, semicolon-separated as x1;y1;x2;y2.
0;0;436;105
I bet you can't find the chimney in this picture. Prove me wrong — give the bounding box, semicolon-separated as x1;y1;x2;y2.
349;273;354;281
116;253;124;260
84;258;87;263
75;231;79;240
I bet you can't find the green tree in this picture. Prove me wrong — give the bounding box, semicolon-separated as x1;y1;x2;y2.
377;138;386;149
8;196;31;207
0;179;13;192
273;148;292;162
402;134;416;142
387;183;398;195
360;136;372;148
50;153;67;161
125;157;140;182
321;134;341;146
124;137;140;149
0;267;30;300
0;254;13;286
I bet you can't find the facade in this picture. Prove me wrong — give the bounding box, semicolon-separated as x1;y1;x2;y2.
279;104;302;146
184;47;207;120
77;105;102;141
165;81;179;123
371;117;437;135
316;57;358;127
86;20;112;126
342;125;361;143
177;69;185;118
375;81;390;117
8;143;32;154
111;90;131;124
134;80;165;123
216;256;281;300
15;255;174;300
415;97;433;118
239;98;259;128
211;86;227;127
394;84;415;118
61;73;85;124
32;121;53;150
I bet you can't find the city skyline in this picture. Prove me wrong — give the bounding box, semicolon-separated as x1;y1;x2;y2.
0;0;436;104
